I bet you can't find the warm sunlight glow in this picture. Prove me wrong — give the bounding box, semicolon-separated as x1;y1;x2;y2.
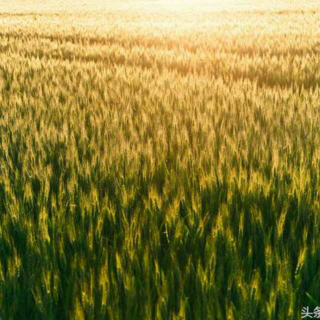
154;0;254;12
2;0;316;15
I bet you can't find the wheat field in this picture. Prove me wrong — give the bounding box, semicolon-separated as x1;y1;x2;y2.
1;1;320;319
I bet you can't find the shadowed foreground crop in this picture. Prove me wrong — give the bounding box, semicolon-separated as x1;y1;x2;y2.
0;1;320;319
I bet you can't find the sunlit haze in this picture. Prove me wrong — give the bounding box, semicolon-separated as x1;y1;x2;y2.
1;0;318;13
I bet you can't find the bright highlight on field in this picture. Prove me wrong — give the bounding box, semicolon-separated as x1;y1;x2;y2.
156;0;235;10
157;0;250;10
0;1;320;319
